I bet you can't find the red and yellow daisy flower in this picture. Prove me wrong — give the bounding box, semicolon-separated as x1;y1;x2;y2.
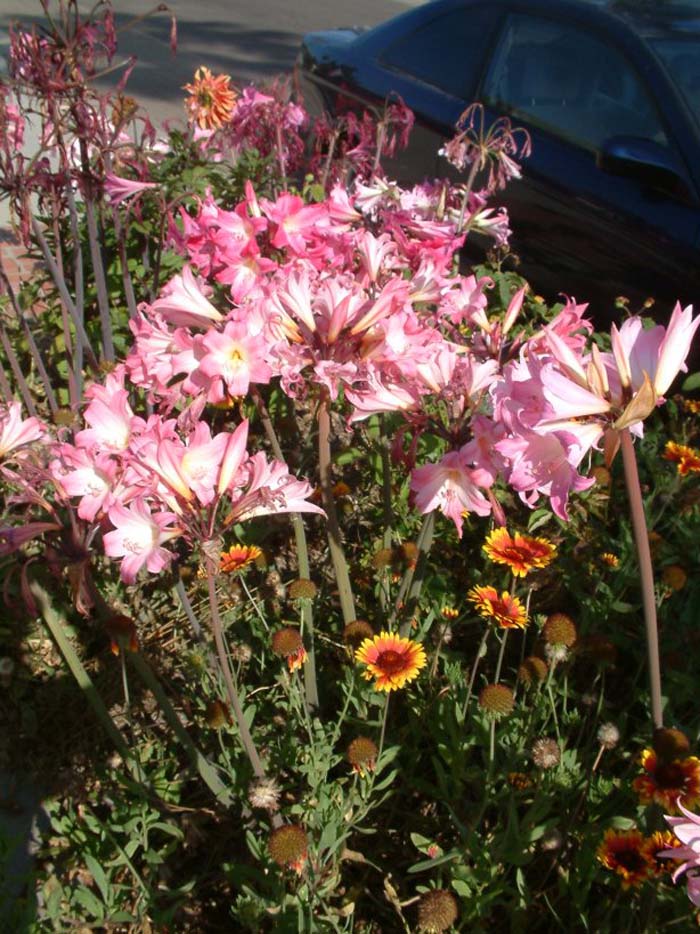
355;632;426;692
468;585;528;629
663;441;700;475
105;613;138;656
183;66;237;130
220;544;262;574
642;830;684;876
601;552;620;569
483;528;557;577
632;748;700;812
683;399;700;415
597;828;653;889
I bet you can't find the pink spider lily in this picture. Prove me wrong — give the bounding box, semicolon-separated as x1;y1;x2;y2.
410;449;493;538
150;265;224;329
660;799;700;905
0;402;45;459
103;499;182;584
104;173;157;206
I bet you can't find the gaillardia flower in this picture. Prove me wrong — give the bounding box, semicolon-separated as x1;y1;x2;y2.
597;828;652;889
483;527;557;577
633;748;700;812
468;585;528;629
269;824;308;874
183;66;237;130
355;631;426;692
271;627;308;673
346;736;378;776
663;441;700;476
220;544;262;573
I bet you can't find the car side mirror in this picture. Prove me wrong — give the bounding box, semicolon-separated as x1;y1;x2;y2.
598;136;693;202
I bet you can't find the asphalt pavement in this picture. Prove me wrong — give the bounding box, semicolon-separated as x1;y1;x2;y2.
0;0;421;124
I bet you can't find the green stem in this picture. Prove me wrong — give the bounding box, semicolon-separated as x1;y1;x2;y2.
395;512;435;636
318;394;356;626
619;428;663;730
252;389;319;710
462;626;491;720
204;555;269;786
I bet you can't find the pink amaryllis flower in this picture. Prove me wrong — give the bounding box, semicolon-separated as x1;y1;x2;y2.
660;799;700;905
150;266;224;329
410;449;492;538
0;402;45;459
103;499;181;584
104;173;158;207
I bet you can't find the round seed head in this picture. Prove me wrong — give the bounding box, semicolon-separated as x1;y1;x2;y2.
478;683;515;717
288;578;317;600
271;627;303;658
269;825;308;872
532;737;561;769
597;722;620;750
518;655;548;685
342;619;374;650
248;777;281;811
542;613;577;647
662;565;687;591
346;736;378;773
417;889;459;932
204;699;229;729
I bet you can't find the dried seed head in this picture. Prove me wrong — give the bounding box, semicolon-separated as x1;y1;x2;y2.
653;727;691;762
230;642;252;665
478;683;515;717
342;619;374;650
417;889;459;932
518;655;548;685
542;612;577;647
271;627;303;658
532;737;561;769
597;722;620;750
372;548;394;569
248;777;281;811
204;699;229;729
269;825;308;874
346;736;378;775
288;578;317;600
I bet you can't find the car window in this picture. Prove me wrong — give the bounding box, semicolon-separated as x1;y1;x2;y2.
651;38;700;129
482;14;668;151
380;6;500;100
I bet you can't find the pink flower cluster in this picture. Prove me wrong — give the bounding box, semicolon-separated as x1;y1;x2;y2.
125;173;699;537
46;369;322;583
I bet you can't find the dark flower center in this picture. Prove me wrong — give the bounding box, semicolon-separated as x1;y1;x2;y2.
377;649;406;674
615;848;646;873
655;762;686;789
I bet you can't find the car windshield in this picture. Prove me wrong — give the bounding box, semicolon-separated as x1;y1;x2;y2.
650;38;700;127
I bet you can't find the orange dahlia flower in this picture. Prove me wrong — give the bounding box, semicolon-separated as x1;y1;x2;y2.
183;66;237;130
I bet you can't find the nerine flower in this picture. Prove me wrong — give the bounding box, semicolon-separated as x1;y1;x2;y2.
660;799;700;905
103;499;182;584
0;402;44;459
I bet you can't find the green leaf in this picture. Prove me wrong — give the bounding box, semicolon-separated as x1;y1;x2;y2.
408;849;461;873
84;853;110;905
682;371;700;392
73;885;106;920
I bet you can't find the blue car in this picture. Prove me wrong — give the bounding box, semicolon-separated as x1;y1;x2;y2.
297;0;700;321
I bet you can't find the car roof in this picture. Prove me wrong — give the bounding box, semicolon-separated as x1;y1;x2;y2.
352;0;700;49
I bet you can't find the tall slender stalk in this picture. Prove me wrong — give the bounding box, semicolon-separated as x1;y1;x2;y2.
204;553;268;781
396;512;435;636
317;394;356;627
252;388;319;710
619;428;663;730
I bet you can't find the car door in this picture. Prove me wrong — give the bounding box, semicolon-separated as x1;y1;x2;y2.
477;12;700;317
